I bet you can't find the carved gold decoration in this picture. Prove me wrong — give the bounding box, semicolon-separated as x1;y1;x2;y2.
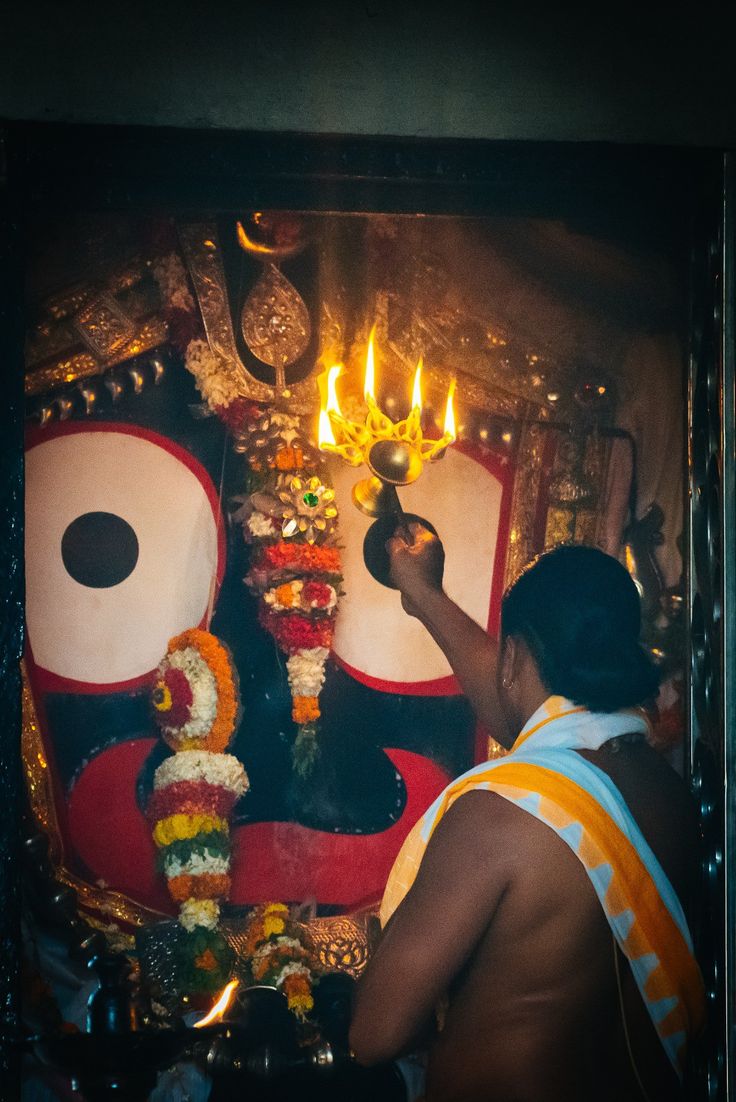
22;674;63;865
505;416;548;587
73;294;137;360
178;224;317;410
301;912;376;974
25;318;168;397
23;666;168;929
220;911;373;979
545;506;577;547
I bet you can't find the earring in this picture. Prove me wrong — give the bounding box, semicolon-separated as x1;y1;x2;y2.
502;675;514;689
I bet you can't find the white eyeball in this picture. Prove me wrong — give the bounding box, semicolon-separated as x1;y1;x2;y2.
25;424;223;691
330;444;509;693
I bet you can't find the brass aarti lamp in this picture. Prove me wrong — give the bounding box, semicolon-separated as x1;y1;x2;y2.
318;328;456;587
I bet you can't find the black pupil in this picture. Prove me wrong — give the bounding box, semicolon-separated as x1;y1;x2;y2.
61;511;139;589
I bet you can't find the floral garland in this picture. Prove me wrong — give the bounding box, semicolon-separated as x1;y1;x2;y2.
241;903;317;1020
148;628;248;994
237;451;343;775
149;227;344;775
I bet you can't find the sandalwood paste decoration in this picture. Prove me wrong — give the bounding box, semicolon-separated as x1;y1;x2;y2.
148;628;249;994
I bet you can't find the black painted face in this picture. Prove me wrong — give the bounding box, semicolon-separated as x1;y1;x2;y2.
24;364;486;912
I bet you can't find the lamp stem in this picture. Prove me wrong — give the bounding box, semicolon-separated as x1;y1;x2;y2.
384;483;413;544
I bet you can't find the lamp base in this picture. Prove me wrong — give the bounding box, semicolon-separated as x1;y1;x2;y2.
362;513;437;590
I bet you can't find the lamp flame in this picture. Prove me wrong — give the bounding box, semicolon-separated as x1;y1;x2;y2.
317;365;343;449
443;379;457;441
364;325;377;405
326;365;342;414
411;358;423;411
193;979;239;1028
318;408;336;448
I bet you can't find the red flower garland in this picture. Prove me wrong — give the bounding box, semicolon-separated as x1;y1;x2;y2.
258;608;335;654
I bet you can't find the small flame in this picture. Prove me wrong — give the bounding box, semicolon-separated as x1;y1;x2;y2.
193;979;239;1029
364;325;377;404
326;365;343;414
411;358;423;411
317;365;342;449
319;408;336;448
443;379;457;440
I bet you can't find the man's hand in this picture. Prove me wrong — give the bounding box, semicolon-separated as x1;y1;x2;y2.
386;522;445;617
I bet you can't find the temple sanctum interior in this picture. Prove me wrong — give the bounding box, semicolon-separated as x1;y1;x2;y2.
1;7;734;1101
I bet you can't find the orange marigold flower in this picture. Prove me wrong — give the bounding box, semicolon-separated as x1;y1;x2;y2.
292;695;320;725
194;950;219;972
168;872;232;903
275;583;295;608
273;445;304;471
283;972;311;997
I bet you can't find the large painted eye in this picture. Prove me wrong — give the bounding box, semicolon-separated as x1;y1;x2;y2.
25;423;224;692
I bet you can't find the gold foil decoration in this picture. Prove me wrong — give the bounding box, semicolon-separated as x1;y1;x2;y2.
25;318;168;397
22;664;168;929
73;294;137;360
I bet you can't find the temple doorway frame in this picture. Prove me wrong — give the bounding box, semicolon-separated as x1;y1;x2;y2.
0;125;732;1099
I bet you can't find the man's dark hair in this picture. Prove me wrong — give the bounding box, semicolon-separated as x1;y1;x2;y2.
501;545;660;712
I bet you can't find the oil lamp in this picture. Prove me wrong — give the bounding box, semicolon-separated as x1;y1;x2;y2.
318;327;456;586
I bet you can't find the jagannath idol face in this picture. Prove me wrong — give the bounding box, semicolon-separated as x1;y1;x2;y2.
24;361;511;917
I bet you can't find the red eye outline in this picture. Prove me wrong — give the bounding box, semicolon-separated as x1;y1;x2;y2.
24;421;226;695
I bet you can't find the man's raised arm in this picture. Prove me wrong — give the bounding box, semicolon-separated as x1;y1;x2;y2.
387;523;506;738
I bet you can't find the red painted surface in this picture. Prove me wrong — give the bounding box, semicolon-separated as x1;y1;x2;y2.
67;740;450;913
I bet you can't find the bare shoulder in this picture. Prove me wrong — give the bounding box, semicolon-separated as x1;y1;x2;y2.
431;788;573;878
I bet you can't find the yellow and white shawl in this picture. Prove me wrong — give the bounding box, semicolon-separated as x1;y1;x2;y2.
380;696;705;1080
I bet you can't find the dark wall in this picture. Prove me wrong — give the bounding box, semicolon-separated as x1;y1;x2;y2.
1;1;734;146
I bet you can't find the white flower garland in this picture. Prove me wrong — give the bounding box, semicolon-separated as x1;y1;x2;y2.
164;852;231;879
161;648;218;740
185;338;241;410
250;936;303;969
179;898;220;932
286;647;329;698
154;750;249;796
274;961;312;988
263;582;337;614
247;511;277;539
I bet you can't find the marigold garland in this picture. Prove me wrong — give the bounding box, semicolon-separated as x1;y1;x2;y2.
152;628;239;754
241;903;318;1020
147;628;247;997
234;425;343;774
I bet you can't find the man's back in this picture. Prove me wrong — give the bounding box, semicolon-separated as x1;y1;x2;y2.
426;739;699;1102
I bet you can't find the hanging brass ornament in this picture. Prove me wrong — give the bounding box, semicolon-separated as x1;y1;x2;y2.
240;264;311;381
